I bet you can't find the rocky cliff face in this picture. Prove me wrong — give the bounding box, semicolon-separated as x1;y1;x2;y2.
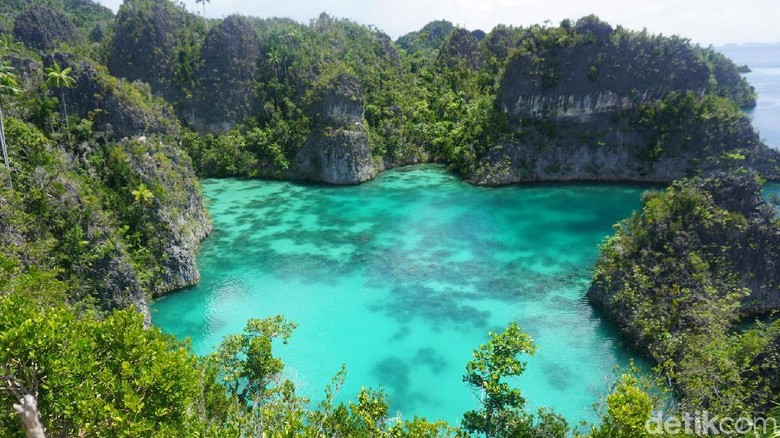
475;17;778;185
586;174;780;413
465;15;780;186
100;8;776;188
107;0;184;103
13;5;79;50
44;53;179;140
468;107;780;185
289;73;378;184
0;162;152;323
292;128;377;184
588;174;780;329
694;177;780;312
189;15;261;132
113;137;212;295
2;123;209;325
469;116;676;184
59;136;211;322
437;28;483;70
498;20;711;122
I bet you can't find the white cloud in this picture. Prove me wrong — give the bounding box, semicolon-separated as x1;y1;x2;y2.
93;0;780;45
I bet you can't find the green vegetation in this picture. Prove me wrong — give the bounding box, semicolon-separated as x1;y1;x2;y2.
0;19;206;311
160;12;770;183
0;63;19;168
0;0;778;435
1;0;113;36
44;62;75;140
590;175;780;418
73;1;772;182
130;183;154;204
0;294;228;436
397;20;455;55
587;369;658;438
2;290;673;437
462;322;568;437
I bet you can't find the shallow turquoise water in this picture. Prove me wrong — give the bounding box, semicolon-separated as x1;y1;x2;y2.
154;44;780;425
153;166;648;425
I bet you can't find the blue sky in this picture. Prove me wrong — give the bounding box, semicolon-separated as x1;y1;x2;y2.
95;0;780;46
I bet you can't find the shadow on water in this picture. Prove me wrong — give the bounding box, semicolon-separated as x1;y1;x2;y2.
373;356;434;412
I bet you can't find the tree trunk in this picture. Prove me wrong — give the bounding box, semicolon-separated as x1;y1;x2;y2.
0;103;11;188
13;394;46;438
60;90;71;144
0;104;8;169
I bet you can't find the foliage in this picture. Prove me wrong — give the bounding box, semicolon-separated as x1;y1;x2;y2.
397;20;455;55
0;289;465;436
210;315;296;404
0;110;203;304
633;91;762;167
591;176;780;417
0;294;237;436
44;63;75;90
462;322;535;435
0;1;776;435
587;370;655;438
1;0;113;37
462;322;569;437
44;62;76;137
12;5;80;51
180;129;259;177
131;182;154;204
0;64;19;97
163;10;767;182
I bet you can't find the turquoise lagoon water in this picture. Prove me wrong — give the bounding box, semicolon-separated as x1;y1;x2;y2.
153;44;780;428
153;167;649;425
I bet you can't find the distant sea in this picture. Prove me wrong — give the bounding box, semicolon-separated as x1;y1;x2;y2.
717;43;780;149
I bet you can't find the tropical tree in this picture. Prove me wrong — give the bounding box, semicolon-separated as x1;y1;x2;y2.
44;62;75;142
462;322;545;437
209;315;297;404
0;294;232;436
0;64;19;170
195;0;211;30
589;371;654;438
267;49;282;79
131;183;155;205
0;35;22;55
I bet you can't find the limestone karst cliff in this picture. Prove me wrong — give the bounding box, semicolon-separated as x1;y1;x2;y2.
98;6;780;185
468;17;777;185
289;72;378;184
588;174;780;333
189;15;261;132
